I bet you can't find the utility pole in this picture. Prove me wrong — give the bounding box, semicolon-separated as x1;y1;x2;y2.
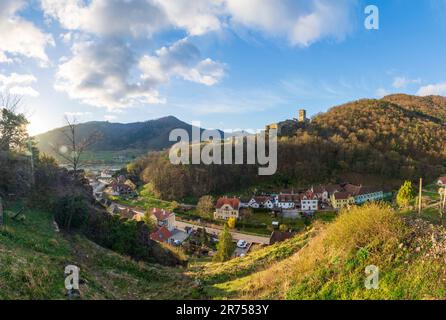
442;187;446;218
418;178;423;215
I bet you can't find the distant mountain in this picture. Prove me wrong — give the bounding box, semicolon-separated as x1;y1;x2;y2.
36;116;223;157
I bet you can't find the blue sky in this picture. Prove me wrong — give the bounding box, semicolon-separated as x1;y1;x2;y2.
1;0;446;135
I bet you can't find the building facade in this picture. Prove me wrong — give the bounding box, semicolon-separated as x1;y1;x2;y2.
214;197;240;220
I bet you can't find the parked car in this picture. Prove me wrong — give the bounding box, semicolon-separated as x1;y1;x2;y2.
237;240;248;248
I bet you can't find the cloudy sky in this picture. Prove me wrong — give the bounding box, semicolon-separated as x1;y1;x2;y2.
1;0;446;135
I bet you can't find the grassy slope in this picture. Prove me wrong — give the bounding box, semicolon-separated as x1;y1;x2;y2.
189;226;319;299
0;205;200;300
192;203;446;300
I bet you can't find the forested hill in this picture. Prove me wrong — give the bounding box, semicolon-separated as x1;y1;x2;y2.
35;116;223;156
130;94;446;200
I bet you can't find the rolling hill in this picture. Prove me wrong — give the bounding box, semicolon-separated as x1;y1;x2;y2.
132;94;446;199
35;116;225;162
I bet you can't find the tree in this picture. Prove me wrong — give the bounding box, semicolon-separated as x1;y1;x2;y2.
54;194;88;232
396;180;416;208
279;224;288;232
213;225;235;262
0;93;29;152
52;116;102;172
227;217;237;229
197;195;214;219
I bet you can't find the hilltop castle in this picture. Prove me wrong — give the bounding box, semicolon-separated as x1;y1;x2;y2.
265;109;309;136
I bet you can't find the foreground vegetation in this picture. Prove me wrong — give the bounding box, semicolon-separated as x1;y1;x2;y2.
0;205;199;299
191;203;446;300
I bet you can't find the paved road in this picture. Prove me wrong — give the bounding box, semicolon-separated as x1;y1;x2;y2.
175;220;270;245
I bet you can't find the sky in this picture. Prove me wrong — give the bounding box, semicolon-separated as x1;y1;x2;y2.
1;0;446;135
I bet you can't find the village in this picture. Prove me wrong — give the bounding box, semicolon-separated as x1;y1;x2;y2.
83;168;446;260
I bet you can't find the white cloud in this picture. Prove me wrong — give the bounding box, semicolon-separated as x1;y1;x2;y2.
55;38;223;109
41;0;169;38
0;0;54;65
139;39;225;87
0;73;40;97
155;0;223;36
41;0;356;46
392;76;421;89
417;83;446;96
225;0;356;46
54;39;165;110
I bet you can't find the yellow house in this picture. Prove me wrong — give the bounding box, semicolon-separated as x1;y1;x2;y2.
214;197;240;220
331;192;355;209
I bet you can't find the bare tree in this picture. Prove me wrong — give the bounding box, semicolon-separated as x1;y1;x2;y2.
52;116;102;173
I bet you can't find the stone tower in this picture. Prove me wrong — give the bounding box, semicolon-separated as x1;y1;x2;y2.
298;109;307;122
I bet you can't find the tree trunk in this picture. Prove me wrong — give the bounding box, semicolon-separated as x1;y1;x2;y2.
0;197;3;226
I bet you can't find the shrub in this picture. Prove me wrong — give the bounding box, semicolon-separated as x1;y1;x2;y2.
53;195;88;231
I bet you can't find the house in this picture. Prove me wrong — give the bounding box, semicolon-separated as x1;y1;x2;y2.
331;192;355;209
353;186;384;204
247;198;260;209
277;193;300;209
250;196;274;209
310;186;329;202
110;177;137;197
150;227;173;243
239;198;251;208
152;208;176;232
214;197;240;220
300;192;319;212
437;177;446;187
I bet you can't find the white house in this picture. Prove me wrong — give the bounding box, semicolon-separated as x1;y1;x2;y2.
353;187;384;204
310;186;330;202
248;196;274;209
301;192;319;212
152;208;176;232
248;198;260;208
277;194;300;209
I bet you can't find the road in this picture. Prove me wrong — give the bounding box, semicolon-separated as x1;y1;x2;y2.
175;220;270;245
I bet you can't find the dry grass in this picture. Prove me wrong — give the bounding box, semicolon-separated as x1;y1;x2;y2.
225;203;446;300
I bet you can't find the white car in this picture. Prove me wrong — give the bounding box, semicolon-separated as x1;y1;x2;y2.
237;240;248;248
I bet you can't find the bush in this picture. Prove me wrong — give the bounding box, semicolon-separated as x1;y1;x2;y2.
53;195;88;231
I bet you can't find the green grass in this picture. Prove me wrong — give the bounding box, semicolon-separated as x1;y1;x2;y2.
0;204;200;300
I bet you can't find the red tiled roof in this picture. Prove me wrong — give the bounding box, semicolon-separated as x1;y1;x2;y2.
216;197;240;210
253;196;272;204
152;208;173;221
301;191;317;200
150;227;172;243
